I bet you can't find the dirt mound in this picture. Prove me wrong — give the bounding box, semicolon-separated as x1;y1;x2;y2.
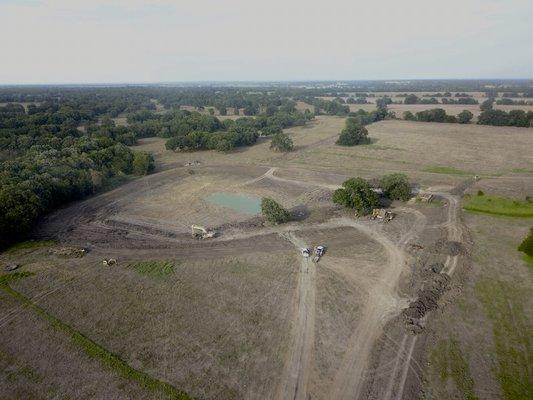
433;239;464;256
403;272;450;332
48;246;86;258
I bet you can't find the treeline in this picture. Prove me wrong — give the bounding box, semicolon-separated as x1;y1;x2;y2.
162;109;312;152
0;101;154;249
336;105;390;146
403;94;478;105
402;107;532;127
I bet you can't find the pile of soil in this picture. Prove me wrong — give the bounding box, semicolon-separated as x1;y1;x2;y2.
48;246;86;258
433;239;464;256
403;271;450;332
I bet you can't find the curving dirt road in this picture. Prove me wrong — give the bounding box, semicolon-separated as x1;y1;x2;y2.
328;213;424;400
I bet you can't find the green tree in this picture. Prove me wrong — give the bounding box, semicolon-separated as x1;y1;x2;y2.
403;111;416;121
132;152;155;175
404;94;419;104
480;99;494;111
336;118;369;146
270;133;294;152
380;173;411;201
261;197;290;224
457;110;474;124
332;177;379;215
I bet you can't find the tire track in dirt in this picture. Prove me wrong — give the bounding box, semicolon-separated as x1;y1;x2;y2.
328;217;413;400
277;232;316;400
387;190;465;400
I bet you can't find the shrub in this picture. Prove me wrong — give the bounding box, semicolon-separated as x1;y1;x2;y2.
458;110;474;124
477;190;484;196
270;133;294;152
380;173;411;201
261;198;290;224
518;227;533;257
332;177;379;215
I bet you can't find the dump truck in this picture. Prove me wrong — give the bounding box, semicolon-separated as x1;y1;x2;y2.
102;258;117;266
191;225;216;239
371;208;394;222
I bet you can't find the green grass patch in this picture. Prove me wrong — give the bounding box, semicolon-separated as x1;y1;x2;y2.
126;260;175;278
430;338;478;400
522;254;533;266
0;272;191;400
510;168;533;174
476;279;532;400
424;165;472;175
3;240;57;254
464;195;533;218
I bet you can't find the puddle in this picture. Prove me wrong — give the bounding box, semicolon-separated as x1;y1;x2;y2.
206;192;262;215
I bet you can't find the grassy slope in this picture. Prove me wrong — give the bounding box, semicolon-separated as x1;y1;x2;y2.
464;195;533;218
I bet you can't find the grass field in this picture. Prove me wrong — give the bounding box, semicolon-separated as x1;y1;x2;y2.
126;261;175;278
476;279;532;400
464;194;533;217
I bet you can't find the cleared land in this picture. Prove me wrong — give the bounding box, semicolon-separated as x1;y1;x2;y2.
1;113;532;399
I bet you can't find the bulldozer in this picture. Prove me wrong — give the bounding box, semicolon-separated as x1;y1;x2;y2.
371;208;394;222
191;225;216;239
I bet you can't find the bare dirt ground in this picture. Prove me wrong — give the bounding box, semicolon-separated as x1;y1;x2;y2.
2;114;532;399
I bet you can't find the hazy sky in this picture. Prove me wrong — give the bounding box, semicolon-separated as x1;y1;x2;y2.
1;0;532;83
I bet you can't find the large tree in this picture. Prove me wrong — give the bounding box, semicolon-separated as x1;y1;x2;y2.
270;132;294;152
261;198;290;224
336;118;369;146
332;177;379;215
380;173;411;201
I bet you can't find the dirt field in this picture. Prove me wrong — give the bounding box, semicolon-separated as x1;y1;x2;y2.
1;114;532;399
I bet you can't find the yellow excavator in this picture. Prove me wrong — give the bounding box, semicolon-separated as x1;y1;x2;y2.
371;208;394;222
191;225;216;239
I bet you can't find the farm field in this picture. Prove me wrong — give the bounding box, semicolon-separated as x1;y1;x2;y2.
2;114;532;400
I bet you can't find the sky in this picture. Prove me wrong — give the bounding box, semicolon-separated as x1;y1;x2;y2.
0;0;532;84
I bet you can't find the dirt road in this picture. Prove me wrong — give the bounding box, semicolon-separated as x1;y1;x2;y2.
328;215;423;400
277;233;316;400
385;189;465;400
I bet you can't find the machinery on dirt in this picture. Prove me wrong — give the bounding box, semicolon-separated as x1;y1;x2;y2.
191;225;216;239
312;245;326;263
301;248;311;257
371;208;395;222
416;194;433;203
102;258;117;266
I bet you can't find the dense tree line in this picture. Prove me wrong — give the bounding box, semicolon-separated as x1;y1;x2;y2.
404;94;478;105
0;100;155;249
162;109;312;152
478;109;533;127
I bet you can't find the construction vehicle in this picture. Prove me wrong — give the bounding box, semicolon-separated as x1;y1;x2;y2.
416;194;433;203
102;258;117;266
313;245;326;263
371;208;395;222
301;248;311;258
191;225;216;239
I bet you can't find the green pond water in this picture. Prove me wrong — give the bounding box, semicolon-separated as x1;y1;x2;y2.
206;192;261;215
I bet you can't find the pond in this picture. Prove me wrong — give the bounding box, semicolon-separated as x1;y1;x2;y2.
206;192;262;215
